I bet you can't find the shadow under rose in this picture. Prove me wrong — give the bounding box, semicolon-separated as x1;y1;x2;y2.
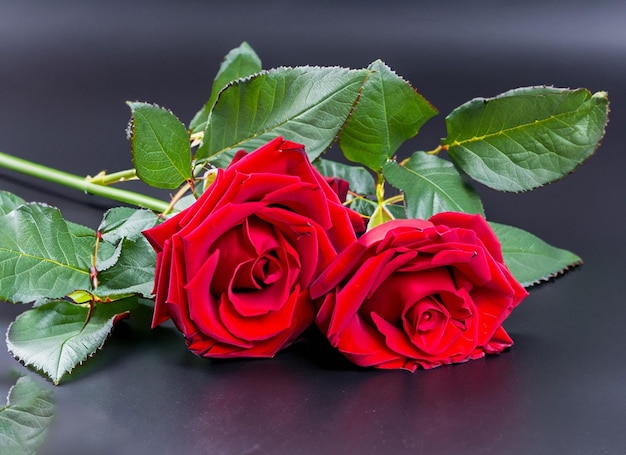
163;341;531;454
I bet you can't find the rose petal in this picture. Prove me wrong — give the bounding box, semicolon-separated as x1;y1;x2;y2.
227;248;299;316
220;285;313;342
182;202;264;276
327;250;397;339
256;206;337;286
430;212;505;263
333;315;402;367
484;325;514;353
185;251;254;349
310;240;367;299
359;219;434;248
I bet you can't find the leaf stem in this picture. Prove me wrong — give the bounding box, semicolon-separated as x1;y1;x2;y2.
0;151;170;213
375;171;385;204
383;194;404;205
426;144;448;155
85;168;138;186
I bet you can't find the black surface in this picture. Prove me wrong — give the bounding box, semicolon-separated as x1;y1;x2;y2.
1;2;625;454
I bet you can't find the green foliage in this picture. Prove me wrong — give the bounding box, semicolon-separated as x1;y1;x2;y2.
7;297;138;384
0;42;611;385
128;102;192;189
98;207;160;244
0;190;26;215
490;222;582;287
314;159;376;195
95;207;159;298
0;376;54;454
190;41;262;133
96;239;156;298
339;60;438;170
196;66;372;163
0;203;93;304
443;87;609;191
383;152;484;219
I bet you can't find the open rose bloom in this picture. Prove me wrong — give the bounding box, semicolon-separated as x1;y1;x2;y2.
310;214;528;371
143;137;364;358
144;136;527;370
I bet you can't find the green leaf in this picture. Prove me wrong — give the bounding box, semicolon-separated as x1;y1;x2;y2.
127;102;192;189
0;376;54;454
7;297;138;385
0;203;93;304
66;220;97;238
314;158;376;195
386;203;407;220
98;207;160;244
490;222;582;287
383;152;484;219
96;238;156;298
0;191;26;215
443;87;609;192
189;42;262;133
347;197;376;218
339;60;438;170
196;66;372;163
93;208;159;298
174;194;197;211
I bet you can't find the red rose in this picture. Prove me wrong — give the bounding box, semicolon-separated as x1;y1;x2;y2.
310;213;528;371
144;137;364;358
324;176;350;203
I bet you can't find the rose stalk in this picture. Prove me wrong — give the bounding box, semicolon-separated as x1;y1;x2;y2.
0;151;170;213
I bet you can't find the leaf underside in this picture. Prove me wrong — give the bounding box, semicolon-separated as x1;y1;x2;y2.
0;376;54;454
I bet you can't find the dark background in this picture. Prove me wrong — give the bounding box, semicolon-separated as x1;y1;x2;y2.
1;1;625;454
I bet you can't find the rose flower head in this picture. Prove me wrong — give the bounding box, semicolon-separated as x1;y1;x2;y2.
310;212;528;371
143;137;365;358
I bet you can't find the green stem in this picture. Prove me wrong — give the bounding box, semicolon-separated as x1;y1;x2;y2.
375;170;385;204
383;194;404;205
426;144;447;155
86;168;138;186
0;151;170;213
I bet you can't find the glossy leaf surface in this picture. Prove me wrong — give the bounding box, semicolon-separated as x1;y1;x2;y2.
383;152;484;219
190;41;262;133
0;204;93;304
444;87;609;191
7;298;138;384
128;102;192;189
491;222;582;287
197;66;371;163
314;158;376;195
339;60;437;170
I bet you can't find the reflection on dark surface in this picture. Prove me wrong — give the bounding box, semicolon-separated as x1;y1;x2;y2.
1;250;625;453
47;316;528;454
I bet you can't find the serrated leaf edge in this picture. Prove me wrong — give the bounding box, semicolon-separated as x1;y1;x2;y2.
6;310;125;385
201;66;375;161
